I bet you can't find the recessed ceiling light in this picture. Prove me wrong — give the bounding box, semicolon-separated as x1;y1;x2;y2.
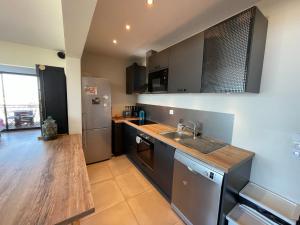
125;24;131;31
147;0;153;6
113;39;117;44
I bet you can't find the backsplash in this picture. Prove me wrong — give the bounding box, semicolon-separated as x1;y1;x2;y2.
137;103;234;144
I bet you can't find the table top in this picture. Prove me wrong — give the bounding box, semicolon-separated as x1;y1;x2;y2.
0;132;94;225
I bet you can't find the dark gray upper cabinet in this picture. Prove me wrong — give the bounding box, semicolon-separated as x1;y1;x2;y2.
126;63;146;94
201;7;268;93
147;49;170;72
168;33;204;93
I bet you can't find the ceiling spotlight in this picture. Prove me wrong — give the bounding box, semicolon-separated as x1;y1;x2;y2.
125;24;131;31
147;0;153;6
113;39;117;44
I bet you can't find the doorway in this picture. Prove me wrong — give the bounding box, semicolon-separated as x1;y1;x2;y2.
0;73;41;131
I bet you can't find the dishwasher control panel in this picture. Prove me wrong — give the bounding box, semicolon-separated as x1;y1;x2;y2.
175;149;224;185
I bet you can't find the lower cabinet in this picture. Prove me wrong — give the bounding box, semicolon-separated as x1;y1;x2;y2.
123;124;137;162
123;124;175;201
112;121;123;156
154;140;176;200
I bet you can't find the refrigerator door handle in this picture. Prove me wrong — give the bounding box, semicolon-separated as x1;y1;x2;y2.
82;113;88;148
82;113;87;130
82;130;87;148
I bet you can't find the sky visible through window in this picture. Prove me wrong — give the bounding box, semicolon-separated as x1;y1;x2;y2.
0;73;40;129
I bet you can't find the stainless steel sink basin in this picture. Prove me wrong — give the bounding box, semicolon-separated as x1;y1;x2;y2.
160;131;192;141
160;131;227;154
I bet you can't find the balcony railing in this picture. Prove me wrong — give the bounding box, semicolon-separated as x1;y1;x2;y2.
0;104;41;130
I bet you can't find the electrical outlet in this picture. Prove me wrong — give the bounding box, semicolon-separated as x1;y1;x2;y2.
292;133;300;159
293;151;300;158
169;109;174;115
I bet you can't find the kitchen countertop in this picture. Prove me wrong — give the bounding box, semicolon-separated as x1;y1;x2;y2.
0;133;94;225
112;116;139;123
123;120;255;173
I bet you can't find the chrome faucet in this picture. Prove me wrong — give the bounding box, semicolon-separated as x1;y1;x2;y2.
184;121;197;139
177;119;201;139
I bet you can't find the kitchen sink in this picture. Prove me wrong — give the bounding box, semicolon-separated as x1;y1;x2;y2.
160;131;193;141
160;131;227;154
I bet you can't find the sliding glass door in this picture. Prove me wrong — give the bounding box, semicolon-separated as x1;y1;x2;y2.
0;73;41;131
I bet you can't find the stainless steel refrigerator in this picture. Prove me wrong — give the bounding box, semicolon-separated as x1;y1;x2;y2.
82;77;111;164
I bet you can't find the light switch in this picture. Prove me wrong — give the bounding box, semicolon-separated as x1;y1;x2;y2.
169;109;174;115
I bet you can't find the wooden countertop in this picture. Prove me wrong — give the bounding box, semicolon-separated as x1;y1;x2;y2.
124;121;254;173
112;116;139;123
0;133;94;225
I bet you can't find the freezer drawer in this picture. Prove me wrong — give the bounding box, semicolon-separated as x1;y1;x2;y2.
172;150;224;225
83;128;111;164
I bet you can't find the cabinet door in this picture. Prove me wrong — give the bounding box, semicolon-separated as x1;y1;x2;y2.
201;8;255;93
123;124;137;162
126;64;146;94
112;122;123;156
126;66;135;94
148;49;170;72
154;141;175;200
168;33;204;93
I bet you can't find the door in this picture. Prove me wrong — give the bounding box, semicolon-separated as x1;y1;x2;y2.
38;65;69;134
124;124;137;162
154;141;175;200
148;49;170;72
168;32;204;93
200;8;254;93
83;128;110;164
82;77;111;129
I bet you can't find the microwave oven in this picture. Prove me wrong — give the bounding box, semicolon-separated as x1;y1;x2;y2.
148;68;168;93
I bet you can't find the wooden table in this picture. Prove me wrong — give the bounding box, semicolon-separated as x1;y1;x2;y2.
0;132;94;225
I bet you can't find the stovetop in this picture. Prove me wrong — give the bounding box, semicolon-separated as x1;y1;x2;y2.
130;120;157;126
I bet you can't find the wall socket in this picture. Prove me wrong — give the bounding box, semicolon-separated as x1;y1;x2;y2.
292;133;300;159
169;109;174;115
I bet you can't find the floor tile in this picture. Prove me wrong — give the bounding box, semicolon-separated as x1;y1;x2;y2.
87;161;113;184
81;202;138;225
128;189;182;225
115;168;152;198
108;156;134;176
91;179;125;212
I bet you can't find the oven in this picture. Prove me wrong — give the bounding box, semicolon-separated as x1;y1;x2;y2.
136;133;155;170
148;68;168;93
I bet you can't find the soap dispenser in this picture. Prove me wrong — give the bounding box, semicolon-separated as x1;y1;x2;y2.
139;110;145;121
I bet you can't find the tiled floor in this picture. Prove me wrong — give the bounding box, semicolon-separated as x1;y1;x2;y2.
81;155;184;225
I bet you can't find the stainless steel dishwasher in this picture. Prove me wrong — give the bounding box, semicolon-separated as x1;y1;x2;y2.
171;149;224;225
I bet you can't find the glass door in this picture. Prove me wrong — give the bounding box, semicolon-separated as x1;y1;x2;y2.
0;75;6;131
0;73;41;131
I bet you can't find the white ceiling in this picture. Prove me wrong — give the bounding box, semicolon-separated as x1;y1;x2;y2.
85;0;259;59
0;0;65;50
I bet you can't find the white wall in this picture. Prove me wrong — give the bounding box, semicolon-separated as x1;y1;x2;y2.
65;57;82;134
138;0;300;203
0;41;84;134
81;52;136;116
61;0;97;58
0;41;65;68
